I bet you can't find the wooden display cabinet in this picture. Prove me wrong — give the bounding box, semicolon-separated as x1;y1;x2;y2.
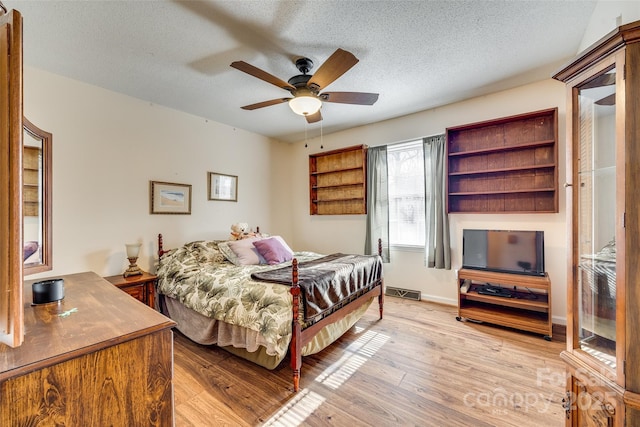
456;268;552;340
553;19;640;425
309;144;367;215
446;108;558;213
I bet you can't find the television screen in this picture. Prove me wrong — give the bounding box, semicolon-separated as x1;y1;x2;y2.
462;229;545;276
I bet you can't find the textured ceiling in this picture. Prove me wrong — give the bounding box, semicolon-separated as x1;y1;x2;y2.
11;0;597;143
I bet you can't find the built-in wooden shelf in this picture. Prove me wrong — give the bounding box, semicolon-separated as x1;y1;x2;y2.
312;183;364;189
309;145;367;215
311;166;364;175
448;163;556;176
446;108;558;213
313;197;365;203
449;187;556;196
447;139;555;157
23;146;40;217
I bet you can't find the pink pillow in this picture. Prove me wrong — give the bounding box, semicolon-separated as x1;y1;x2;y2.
270;236;294;255
253;237;293;265
227;237;266;266
23;241;39;261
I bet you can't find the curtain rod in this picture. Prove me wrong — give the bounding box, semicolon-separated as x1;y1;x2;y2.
379;132;445;150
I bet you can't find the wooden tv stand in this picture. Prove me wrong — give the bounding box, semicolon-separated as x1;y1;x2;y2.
456;268;552;340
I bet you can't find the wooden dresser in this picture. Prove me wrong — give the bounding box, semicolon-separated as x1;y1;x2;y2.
0;272;176;426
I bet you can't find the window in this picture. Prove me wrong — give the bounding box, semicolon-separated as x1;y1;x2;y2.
366;134;450;267
387;140;425;247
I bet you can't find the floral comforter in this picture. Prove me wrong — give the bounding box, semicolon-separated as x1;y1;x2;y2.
156;240;320;358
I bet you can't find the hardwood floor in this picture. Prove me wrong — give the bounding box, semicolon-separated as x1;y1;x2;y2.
173;296;566;426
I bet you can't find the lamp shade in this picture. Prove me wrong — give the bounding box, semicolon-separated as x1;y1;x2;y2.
125;243;141;258
289;95;322;116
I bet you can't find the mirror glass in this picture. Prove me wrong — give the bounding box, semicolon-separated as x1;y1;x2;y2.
23;118;52;275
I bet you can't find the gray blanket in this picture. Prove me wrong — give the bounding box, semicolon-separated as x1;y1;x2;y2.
251;253;383;322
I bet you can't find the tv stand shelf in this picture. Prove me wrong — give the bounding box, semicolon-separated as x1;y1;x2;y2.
456;268;552;340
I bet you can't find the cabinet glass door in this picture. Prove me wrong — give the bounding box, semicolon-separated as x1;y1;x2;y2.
576;67;617;368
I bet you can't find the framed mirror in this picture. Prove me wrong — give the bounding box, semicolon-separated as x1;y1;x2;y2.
23;118;52;275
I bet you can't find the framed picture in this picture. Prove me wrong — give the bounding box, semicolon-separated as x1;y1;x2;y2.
150;181;192;214
208;172;237;202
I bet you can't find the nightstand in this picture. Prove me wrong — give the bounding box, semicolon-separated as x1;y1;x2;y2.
104;271;157;309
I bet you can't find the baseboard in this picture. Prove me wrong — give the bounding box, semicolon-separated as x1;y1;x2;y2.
418;295;457;306
551;315;567;326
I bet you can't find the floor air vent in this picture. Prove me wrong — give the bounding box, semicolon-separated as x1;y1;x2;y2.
385;287;421;301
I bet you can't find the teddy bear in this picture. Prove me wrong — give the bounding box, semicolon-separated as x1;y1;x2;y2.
229;222;251;240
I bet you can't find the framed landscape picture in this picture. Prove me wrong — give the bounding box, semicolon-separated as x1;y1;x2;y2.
150;181;192;214
208;172;237;202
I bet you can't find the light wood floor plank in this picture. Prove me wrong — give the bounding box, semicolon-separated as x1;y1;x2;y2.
173;297;565;426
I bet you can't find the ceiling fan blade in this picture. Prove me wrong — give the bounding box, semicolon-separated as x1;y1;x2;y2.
320;91;379;105
307;49;359;92
595;93;615;106
305;110;322;123
231;61;296;92
241;98;291;110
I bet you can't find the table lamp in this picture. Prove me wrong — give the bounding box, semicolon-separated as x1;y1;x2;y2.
123;243;142;277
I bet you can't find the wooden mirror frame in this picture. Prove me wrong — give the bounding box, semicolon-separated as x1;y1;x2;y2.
23;118;52;276
1;7;24;347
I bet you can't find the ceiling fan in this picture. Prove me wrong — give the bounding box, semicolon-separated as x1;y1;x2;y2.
230;48;379;123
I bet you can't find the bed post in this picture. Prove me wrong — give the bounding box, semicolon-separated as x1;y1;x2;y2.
158;233;164;258
290;258;302;392
378;238;384;320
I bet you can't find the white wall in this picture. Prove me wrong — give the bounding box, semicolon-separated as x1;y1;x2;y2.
24;67;287;279
288;79;569;324
578;1;640;51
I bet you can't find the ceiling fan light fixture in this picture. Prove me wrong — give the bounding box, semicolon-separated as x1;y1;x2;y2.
289;95;322;116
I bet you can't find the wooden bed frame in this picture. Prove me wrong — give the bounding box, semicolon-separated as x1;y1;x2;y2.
157;234;384;392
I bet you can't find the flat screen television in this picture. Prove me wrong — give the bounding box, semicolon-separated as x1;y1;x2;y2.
462;229;545;276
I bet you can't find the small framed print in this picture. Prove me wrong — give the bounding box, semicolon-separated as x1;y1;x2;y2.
150;181;192;214
208;172;237;202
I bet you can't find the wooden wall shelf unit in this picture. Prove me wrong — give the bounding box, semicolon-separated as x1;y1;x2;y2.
456;268;552;340
446;108;558;213
23;146;39;217
309;144;367;215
